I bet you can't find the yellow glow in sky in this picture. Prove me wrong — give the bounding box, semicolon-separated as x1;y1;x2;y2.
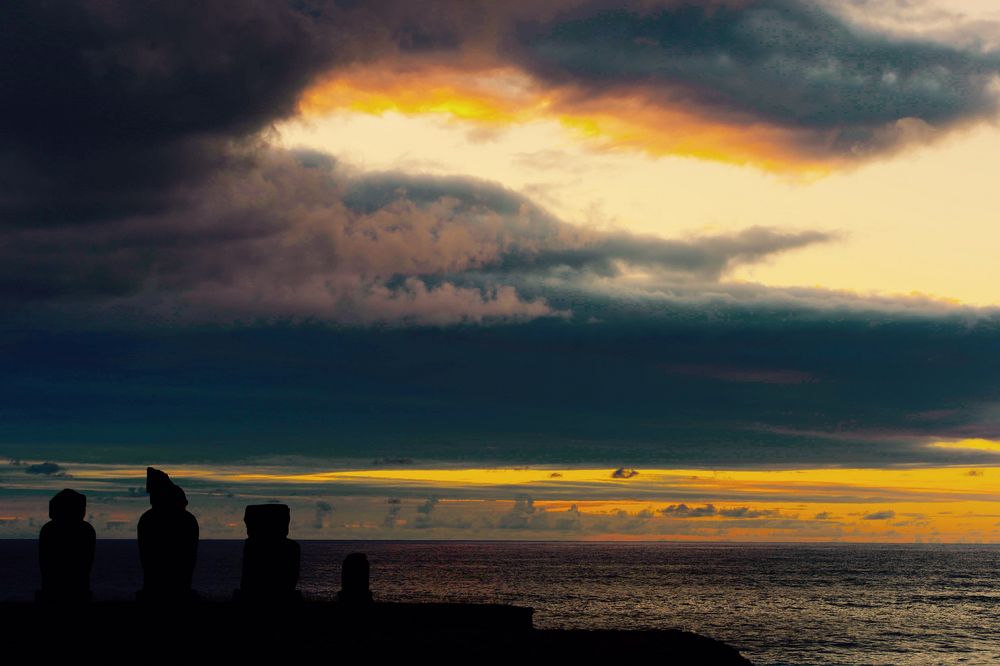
5;462;1000;541
930;439;1000;453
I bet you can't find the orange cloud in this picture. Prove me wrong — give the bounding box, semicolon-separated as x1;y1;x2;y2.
298;60;837;174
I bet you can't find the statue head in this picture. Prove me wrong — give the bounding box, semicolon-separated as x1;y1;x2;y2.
49;488;86;522
244;504;290;539
146;467;188;510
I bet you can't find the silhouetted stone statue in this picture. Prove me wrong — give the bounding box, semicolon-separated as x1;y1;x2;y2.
235;503;301;602
137;467;199;602
338;552;373;604
37;489;96;603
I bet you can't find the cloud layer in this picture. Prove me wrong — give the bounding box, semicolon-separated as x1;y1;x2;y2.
2;0;996;326
301;0;1000;168
2;143;841;325
513;1;1000;153
1;461;997;541
2;1;1000;476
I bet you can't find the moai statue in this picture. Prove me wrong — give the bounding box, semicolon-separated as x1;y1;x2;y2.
338;552;373;604
38;489;96;602
237;503;301;602
137;467;199;602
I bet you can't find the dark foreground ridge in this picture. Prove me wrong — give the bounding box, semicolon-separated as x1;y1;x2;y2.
0;602;753;664
19;474;754;664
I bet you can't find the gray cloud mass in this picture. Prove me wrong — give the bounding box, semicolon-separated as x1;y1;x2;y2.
513;0;1000;155
1;1;1000;471
0;149;837;325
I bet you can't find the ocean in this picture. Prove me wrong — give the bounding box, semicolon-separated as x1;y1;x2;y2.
2;540;998;665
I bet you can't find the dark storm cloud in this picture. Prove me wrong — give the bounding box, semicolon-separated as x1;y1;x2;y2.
661;503;718;518
344;172;837;280
372;457;415;466
511;0;1000;155
4;0;997;235
496;496;540;529
7;302;1000;468
3;231;1000;471
718;506;778;518
314;0;1000;156
416;498;439;514
0;153;565;323
499;227;835;280
659;504;778;518
863;510;897;520
0;1;385;226
663;364;817;385
611;468;640;479
487;498;584;531
23;462;64;476
313;500;333;529
383;497;403;528
343;171;556;217
413;497;439;528
2;1;1000;471
0;149;835;323
0;0;982;324
294;0;1000;158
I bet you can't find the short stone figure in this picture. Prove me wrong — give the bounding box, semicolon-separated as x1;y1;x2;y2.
37;489;96;602
236;503;301;602
338;552;373;604
137;467;199;601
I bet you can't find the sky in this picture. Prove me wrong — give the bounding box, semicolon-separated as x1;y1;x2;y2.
2;0;1000;542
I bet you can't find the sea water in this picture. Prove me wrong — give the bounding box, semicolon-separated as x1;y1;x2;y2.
2;540;998;665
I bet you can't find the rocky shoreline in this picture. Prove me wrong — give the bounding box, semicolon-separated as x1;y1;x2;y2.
0;600;753;663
